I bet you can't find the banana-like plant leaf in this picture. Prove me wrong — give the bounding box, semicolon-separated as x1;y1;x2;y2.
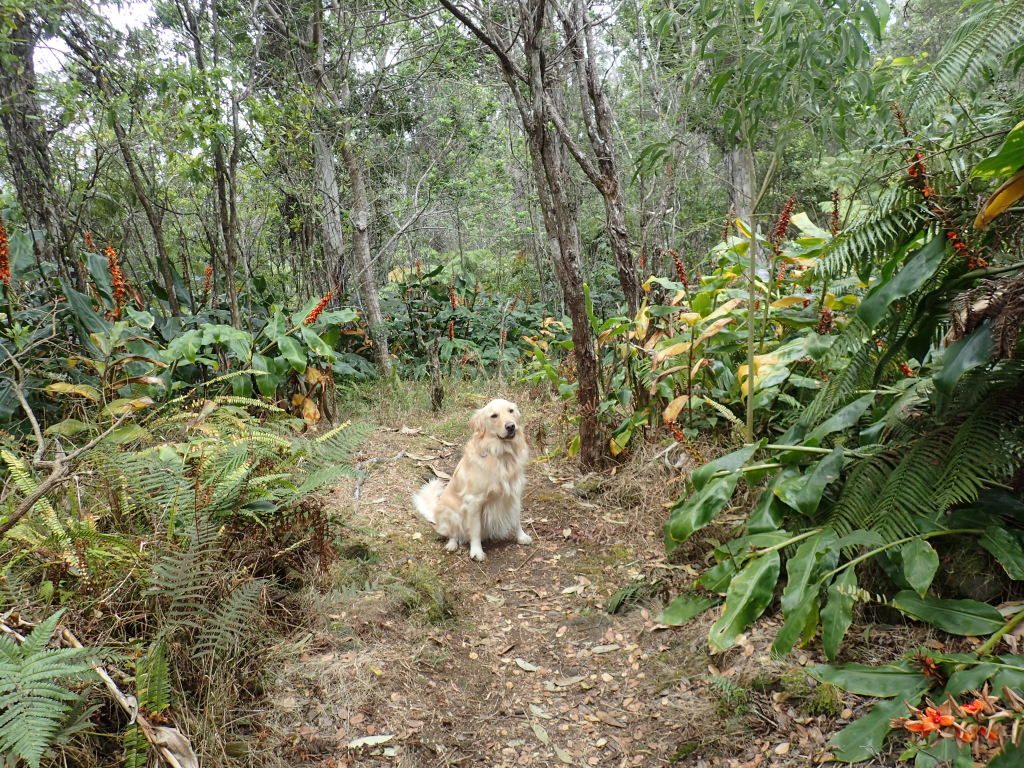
772;529;837;656
827;693;928;763
899;539;940;597
857;236;946;329
659;594;721;626
822;568;858;661
979;527;1024;580
774;447;844;516
277;336;307;374
708;551;780;652
935;320;993;395
808;662;927;698
691;440;761;491
990;742;1024;768
805;394;875;444
665;471;744;551
892;592;1004;636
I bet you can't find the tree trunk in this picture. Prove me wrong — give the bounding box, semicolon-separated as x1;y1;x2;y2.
340;141;391;376
313;130;348;293
0;15;86;292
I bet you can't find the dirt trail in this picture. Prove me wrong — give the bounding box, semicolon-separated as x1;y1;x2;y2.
262;410;835;768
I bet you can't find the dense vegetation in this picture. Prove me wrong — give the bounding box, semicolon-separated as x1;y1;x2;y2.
1;0;1024;764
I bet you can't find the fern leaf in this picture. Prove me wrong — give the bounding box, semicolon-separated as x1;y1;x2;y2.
0;611;95;768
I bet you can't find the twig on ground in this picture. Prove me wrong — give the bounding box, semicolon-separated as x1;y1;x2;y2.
353;450;407;499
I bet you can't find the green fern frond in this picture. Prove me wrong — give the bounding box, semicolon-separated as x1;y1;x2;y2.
816;189;929;280
910;0;1024;114
0;611;96;768
194;579;265;662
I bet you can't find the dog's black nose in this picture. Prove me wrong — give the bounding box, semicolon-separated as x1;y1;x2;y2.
504;422;516;435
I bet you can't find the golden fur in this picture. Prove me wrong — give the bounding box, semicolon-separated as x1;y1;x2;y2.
413;398;531;561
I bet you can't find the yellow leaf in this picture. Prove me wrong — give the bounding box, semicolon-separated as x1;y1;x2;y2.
690;357;709;378
306;367;324;386
291;393;305;407
693;317;735;347
702;298;743;324
302;397;321;426
679;312;701;325
737;364;749;382
630;301;650;340
102;396;155;416
662;395;691;424
975;167;1024;230
642;330;665;350
44;382;101;401
654;342;692;365
669;290;688;306
735;218;752;239
770;296;808;308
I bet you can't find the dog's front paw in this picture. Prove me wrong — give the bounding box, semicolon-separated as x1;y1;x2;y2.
516;531;533;545
469;546;486;561
445;538;459;553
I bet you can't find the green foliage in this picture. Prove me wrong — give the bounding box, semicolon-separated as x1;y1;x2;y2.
0;611;96;768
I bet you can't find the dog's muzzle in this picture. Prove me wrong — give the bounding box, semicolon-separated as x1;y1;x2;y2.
502;422;517;439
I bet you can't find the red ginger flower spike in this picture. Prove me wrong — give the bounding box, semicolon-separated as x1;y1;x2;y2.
84;231;95;252
203;265;213;293
447;320;454;340
773;195;796;244
901;363;915;377
449;285;457;310
415;259;422;280
0;217;9;287
105;244;127;314
830;190;841;235
303;290;333;325
904;705;955;734
961;699;986;716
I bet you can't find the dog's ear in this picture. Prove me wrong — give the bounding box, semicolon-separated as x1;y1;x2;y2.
470;407;487;437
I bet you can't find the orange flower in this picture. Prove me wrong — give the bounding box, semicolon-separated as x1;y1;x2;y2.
900;363;915;377
956;722;978;743
447;320;454;340
961;699;985;716
449;285;457;310
0;217;9;287
84;231;95;251
105;244;127;315
978;725;1000;742
203;265;213;293
303;290;333;325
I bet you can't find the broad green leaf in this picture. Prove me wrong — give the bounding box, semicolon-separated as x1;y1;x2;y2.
102;397;154;416
277;336;307;374
163;330;202;364
828;692;926;763
944;663;996;696
63;285;110;335
746;485;786;534
822;568;858;661
900;540;940;597
125;306;155;329
935;321;993;395
659;594;721;626
103;424;150;444
251;355;281;398
808;662;927;697
696;559;739;594
979;527;1024;580
691;440;761;490
974;121;1024;179
774;448;844;516
665;473;742;551
892;592;1004;636
772;529;836;657
806;394;875;444
43;419;94;436
708;551;780;652
857;236;946;329
301;325;336;361
44;382;101;401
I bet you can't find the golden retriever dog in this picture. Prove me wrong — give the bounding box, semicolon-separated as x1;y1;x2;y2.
413;398;531;561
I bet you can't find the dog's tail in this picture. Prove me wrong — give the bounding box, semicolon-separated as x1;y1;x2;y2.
412;478;447;525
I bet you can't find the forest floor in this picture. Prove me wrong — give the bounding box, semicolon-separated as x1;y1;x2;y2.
255;387;908;768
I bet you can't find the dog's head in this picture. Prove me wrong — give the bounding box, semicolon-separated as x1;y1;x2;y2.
470;398;521;442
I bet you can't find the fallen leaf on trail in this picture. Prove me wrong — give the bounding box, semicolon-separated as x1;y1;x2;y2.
427;464;451;480
597;711;626;728
514;658;538;672
591;644;620;654
425;434;457;446
530;704;553;719
531;723;550;745
346;734;394;748
552;675;586;686
406;453;439;461
554;745;574;764
555;626;567;638
399;426;422;435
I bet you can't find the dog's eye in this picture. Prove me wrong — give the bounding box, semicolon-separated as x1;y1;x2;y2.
509;409;513;413
490;414;498;419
